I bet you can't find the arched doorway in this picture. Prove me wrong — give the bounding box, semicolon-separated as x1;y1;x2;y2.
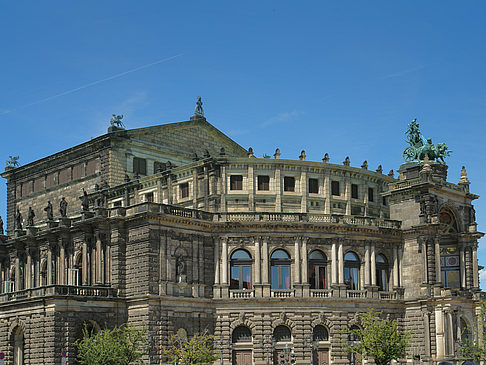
232;326;252;365
312;325;329;365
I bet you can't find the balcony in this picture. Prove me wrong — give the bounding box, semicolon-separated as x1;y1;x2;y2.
378;291;397;300
230;289;254;299
310;289;333;298
346;290;368;298
0;285;117;303
271;289;295;298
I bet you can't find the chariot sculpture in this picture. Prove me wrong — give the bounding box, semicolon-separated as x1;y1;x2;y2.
402;119;451;163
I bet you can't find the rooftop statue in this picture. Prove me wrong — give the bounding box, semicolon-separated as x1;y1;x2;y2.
110;114;125;128
6;156;20;168
402;118;451;163
194;96;204;117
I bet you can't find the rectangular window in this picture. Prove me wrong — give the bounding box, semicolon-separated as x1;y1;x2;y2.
86;158;98;176
59;168;71;185
257;175;270;191
308;178;319;194
33;177;44;193
351;184;358;199
368;188;374;202
382;197;387;206
284;177;295;192
145;192;154;202
230;175;243;190
331;181;340;196
72;163;84;180
46;173;57;189
133;157;147;176
180;183;189;198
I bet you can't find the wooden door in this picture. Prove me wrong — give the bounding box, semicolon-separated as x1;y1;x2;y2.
313;349;329;365
233;350;252;365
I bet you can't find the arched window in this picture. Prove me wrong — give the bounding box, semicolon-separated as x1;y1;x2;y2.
232;326;252;343
376;254;389;291
439;208;459;233
313;325;329;341
271;250;291;290
273;325;291;342
230;249;252;290
460;318;472;345
13;326;24;365
344;252;360;290
40;260;47;287
308;250;327;289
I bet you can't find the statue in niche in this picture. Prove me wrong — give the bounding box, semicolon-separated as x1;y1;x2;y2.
59;197;68;217
27;207;35;226
15;208;22;230
44;201;53;220
0;215;4;235
81;189;89;211
469;206;476;224
176;255;186;276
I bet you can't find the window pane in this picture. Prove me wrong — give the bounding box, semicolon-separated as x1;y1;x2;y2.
344;267;351;285
284;177;295;192
368;188;374;202
309;250;325;260
230;175;243;190
231;249;251;260
271;266;279;289
319;267;326;289
444;270;460;288
351;268;359;290
331;181;340;196
309;265;317;289
376;255;386;264
309;178;319;194
271;249;289;259
242;266;251;289
231;266;240;289
281;266;290;289
344;252;359;261
258;176;269;191
180;183;189;198
351;184;358;199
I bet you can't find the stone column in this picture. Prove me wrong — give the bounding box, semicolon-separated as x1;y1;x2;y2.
167;175;173;205
248;165;254;211
221;238;228;285
371;243;376;286
423;311;431;357
331;242;337;285
301;238;308;284
254;238;261;284
294;237;301;284
300;171;307;213
473;245;479;288
156;179;162;204
192;168;198;208
345;176;351;215
214;239;220;285
14;256;20;290
460;246;465;289
435;236;441;285
275;167;281;212
105;242;111;285
82;241;88;285
447;310;454;356
59;240;65;285
364;243;370;286
96;232;102;284
26;248;31;289
338;241;344;284
220;166;226;211
435;306;445;358
262;238;269;284
393;246;399;288
47;246;53;286
203;166;209;210
324;171;331;214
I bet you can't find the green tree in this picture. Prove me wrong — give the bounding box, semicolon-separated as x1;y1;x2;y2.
162;329;218;365
344;310;410;365
459;301;485;363
74;323;148;365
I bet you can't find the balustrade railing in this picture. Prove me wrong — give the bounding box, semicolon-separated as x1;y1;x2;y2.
310;289;333;298
271;289;295;298
0;285;117;303
346;290;368;298
230;289;254;298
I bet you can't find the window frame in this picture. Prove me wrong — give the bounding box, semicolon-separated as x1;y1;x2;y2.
283;177;295;192
257;175;270;191
308;250;327;289
180;182;189;199
133;157;147;176
230;249;252;290
344;252;360;290
271;249;291;289
331;181;340;196
308;178;319;194
230;175;243;191
351;184;358;199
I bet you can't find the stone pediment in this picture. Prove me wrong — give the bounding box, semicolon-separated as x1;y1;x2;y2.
125;118;247;160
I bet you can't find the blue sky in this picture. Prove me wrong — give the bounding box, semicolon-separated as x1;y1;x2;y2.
1;2;485;287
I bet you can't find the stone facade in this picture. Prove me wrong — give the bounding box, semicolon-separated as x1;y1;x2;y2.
0;113;483;365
